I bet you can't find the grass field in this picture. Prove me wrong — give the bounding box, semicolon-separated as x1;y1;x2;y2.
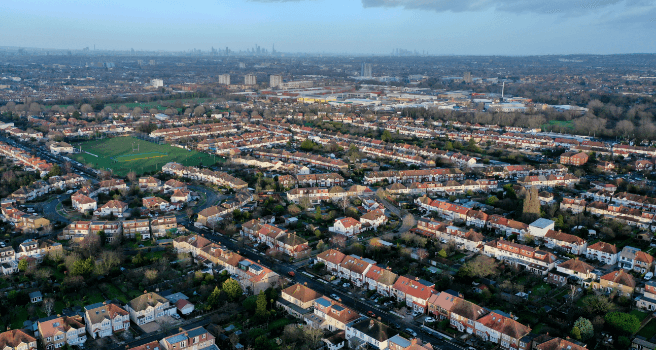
542;120;575;130
73;136;222;176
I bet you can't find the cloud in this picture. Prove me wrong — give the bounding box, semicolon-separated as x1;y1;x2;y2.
360;0;649;16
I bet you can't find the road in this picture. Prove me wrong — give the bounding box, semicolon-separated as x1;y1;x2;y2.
39;195;71;224
186;224;465;350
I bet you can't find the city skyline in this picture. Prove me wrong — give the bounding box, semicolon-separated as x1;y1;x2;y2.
2;0;656;55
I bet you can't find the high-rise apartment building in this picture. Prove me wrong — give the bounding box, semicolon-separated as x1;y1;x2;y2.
150;79;163;88
270;74;283;88
361;63;372;78
244;74;257;85
219;74;231;85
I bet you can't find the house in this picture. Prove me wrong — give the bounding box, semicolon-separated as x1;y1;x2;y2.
278;283;322;317
151;216;177;237
49;142;74;154
483;239;556;275
38;315;87;349
560;197;587;214
560;152;588;166
345;318;398;350
196;206;226;227
139;176;162;191
392;276;437;313
128;341;161;350
330;217;362;237
123;219;151;239
364;265;398;297
323;331;346;350
171;189;192;203
427;290;462;319
543;230;587;255
475;311;531;350
84;302;130;338
338;255;374;287
590;269;635;296
96;200;128;217
0;329;37;350
388;335;434;350
313;297;360;331
98;179;127;193
163;179;187;193
175;299;195;315
448;296;489;334
636;281;656;311
159;326;216;350
533;336;587;350
71;194;97;213
29;291;43;303
360;209;388;231
317;249;346;273
0;246;17;275
585;241;619;265
547;258;596;286
527;218;555;238
618;246;654;273
143;197;173;211
126;292;176;325
17;239;62;263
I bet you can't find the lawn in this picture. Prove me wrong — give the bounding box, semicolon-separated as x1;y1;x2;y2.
72;136;221;176
638;319;656;338
630;309;651;323
542;120;575;130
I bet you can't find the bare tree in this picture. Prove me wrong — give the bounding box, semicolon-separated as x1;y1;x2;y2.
80;104;93;114
127;171;137;184
42;298;55;316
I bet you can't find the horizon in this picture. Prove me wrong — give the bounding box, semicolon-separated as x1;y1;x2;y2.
3;0;656;55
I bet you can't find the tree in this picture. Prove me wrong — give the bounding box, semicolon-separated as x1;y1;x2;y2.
17;259;28;272
145;269;158;283
522;186;540;221
580;295;615;314
573;317;594;340
255;290;268;319
604;312;640;334
300;139;316;151
80;104;93;114
207;286;223;309
381;130;393;142
570;326;582;341
49;164;62;177
127;171;137;183
71;257;94;276
458;255;499;278
222;278;243;300
42;298;55;316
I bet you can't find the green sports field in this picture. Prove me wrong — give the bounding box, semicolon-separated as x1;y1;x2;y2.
72;136;222;177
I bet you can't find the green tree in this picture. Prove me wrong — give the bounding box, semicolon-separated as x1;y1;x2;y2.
222;278;243;300
300;139;316;151
570;326;581;341
573;317;594;340
71;257;94;276
242;295;257;312
49;164;62;177
255;290;268;318
17;259;28;272
207;286;223;310
486;195;499;206
437;249;448;258
381;130;393;142
605;312;640;334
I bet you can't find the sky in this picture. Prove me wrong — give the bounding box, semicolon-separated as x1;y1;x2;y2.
1;0;655;55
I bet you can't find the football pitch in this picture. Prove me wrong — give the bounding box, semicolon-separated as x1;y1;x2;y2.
73;136;222;177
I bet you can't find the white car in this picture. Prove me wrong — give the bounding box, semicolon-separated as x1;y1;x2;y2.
646;272;654;280
424;317;436;323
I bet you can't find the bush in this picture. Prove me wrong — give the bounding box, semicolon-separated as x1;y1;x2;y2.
605;312;640;334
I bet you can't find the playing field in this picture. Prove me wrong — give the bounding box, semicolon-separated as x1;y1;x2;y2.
73;136;222;177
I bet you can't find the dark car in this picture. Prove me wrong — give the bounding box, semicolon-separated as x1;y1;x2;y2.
366;311;375;317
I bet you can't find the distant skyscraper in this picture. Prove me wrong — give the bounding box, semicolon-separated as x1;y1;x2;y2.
239;62;246;69
244;74;257;85
270;74;282;88
219;74;231;85
151;79;163;88
464;72;472;83
361;63;372;78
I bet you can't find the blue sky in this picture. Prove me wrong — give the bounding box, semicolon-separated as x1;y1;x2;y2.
2;0;655;54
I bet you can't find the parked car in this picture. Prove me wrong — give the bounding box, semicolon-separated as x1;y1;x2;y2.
405;328;418;337
412;311;422;317
646;272;654;280
330;294;341;301
424;317;436;323
367;311;376;317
